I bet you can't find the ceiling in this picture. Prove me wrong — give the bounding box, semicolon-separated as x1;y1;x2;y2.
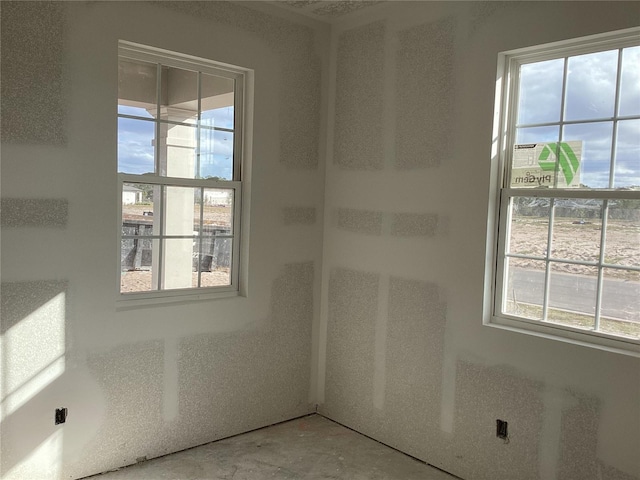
268;0;383;22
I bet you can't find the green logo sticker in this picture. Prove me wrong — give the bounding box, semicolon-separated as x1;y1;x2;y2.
538;142;581;186
511;141;583;188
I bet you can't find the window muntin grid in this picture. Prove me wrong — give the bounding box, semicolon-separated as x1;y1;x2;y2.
491;30;640;353
117;42;244;298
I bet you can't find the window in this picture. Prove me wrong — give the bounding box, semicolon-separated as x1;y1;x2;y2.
488;28;640;355
117;42;246;300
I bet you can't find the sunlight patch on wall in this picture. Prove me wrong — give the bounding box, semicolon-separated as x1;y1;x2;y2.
1;289;66;417
4;429;64;480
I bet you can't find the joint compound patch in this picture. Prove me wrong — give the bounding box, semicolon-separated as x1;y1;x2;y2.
334;207;383;235
1;198;68;228
390;213;439;237
324;268;379;428
1;1;67;145
283;207;317;226
334;22;385;170
395;17;454;170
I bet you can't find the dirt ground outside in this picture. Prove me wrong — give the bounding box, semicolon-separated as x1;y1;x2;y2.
120;203;233;293
121;269;230;293
505;214;639;338
122;203;232;228
507;216;639;281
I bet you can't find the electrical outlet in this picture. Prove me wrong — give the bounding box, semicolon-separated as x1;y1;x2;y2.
55;408;67;425
496;419;508;440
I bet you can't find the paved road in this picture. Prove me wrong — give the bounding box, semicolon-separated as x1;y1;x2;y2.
509;268;639;322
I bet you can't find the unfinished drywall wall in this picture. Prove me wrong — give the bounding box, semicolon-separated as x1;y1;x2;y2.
177;262;315;446
0;2;327;478
449;362;545;480
319;2;640;480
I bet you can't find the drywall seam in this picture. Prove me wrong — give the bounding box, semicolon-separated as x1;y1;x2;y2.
381;18;397;169
372;274;390;410
162;338;179;422
538;385;563;480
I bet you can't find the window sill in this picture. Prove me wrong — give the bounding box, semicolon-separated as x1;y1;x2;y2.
116;287;241;310
486;314;640;358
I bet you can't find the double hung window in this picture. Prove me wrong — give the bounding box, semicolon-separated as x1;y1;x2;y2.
489;28;640;354
117;42;245;299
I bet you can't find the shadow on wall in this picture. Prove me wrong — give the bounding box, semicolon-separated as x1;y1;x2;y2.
1;280;69;478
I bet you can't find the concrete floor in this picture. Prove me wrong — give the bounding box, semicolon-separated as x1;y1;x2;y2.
88;414;458;479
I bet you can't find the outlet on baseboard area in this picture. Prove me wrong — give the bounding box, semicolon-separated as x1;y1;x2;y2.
496;419;508;440
55;408;68;425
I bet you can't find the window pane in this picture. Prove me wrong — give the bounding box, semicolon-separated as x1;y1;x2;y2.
600;268;640;339
512;127;559;189
164;186;200;236
547;263;597;330
551;198;603;262
199;129;234;180
605;199;639;268
516;126;559;144
619;46;640;117
202;106;235;131
613;119;640;188
121;238;158;293
203;189;234;232
118;117;155;174
201;73;234;129
161;66;198;123
119;105;154;118
162;238;197;290
118;58;157;118
198;238;232;287
508;197;549;257
122;183;157;234
517;58;564;125
563;122;613;189
503;258;546;320
565;50;618;121
159;122;197;178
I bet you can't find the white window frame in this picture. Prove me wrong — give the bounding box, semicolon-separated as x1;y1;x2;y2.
117;41;248;304
485;27;640;356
